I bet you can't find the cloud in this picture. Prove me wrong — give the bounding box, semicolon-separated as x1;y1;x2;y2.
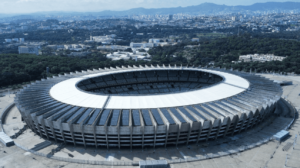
16;0;37;2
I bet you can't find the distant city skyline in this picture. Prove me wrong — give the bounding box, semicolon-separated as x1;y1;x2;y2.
0;0;300;14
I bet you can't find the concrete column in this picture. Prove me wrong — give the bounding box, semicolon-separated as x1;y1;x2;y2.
231;116;240;136
153;124;157;148
245;114;254;131
142;126;145;150
80;125;86;148
238;115;246;133
25;112;37;133
175;124;181;147
223;117;232;137
117;125;120;149
67;122;76;146
164;124;169;148
32;115;43;138
59;121;67;144
129;110;133;151
250;113;260;128
117;111;122;149
105;126;109;149
47;119;57;143
29;114;40;135
205;121;213;142
93;125;98;148
186;123;192;145
196;123;203;144
214;120;222;140
40;119;50;140
139;111;145;150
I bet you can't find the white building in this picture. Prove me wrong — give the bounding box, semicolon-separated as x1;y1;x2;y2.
12;38;19;42
37;26;50;30
89;35;116;44
149;39;160;43
64;45;70;50
239;54;286;62
21;26;28;30
97;45;130;51
57;45;65;50
130;42;155;49
106;51;151;61
18;46;39;55
46;45;58;50
64;44;88;51
19;38;25;43
5;39;12;43
69;52;90;57
191;38;200;42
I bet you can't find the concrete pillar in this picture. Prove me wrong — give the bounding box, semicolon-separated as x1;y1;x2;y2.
67;122;76;146
231;116;240;136
47;119;57;143
59;121;67;144
32;115;43;137
186;122;192;145
80;125;86;148
223;117;232;137
205;121;213;142
142;126;145;150
196;123;203;144
164;124;169;148
153;124;157;148
93;125;98;148
214;120;222;140
175;124;181;147
40;119;50;140
245;113;254;131
238;114;246;133
117;125;121;149
105;126;109;149
129;110;133;151
28;113;38;134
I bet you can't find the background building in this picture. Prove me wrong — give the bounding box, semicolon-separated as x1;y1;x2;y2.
18;46;39;55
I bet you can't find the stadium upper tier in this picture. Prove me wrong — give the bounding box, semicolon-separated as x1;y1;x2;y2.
15;65;282;148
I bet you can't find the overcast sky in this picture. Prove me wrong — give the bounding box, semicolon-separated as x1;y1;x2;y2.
1;0;299;14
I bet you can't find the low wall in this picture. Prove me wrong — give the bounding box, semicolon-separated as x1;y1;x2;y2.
15;143;139;166
0;103;15;132
281;98;298;130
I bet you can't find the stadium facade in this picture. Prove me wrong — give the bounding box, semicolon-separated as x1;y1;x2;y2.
15;65;282;149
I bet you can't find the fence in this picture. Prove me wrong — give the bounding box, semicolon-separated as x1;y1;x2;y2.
282;98;298;131
14;137;273;166
256;73;300;76
0;103;15;132
168;137;272;164
283;99;299;168
15;143;139;166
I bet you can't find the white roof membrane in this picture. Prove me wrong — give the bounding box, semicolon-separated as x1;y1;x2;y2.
49;68;250;109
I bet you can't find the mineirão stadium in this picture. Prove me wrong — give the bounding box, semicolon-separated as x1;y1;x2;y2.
15;65;282;149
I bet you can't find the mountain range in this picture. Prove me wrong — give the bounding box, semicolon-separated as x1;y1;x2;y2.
91;2;300;16
2;2;300;18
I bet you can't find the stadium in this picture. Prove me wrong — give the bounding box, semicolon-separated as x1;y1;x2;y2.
14;65;282;149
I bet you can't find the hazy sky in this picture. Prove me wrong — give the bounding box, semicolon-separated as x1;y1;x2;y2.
1;0;300;14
